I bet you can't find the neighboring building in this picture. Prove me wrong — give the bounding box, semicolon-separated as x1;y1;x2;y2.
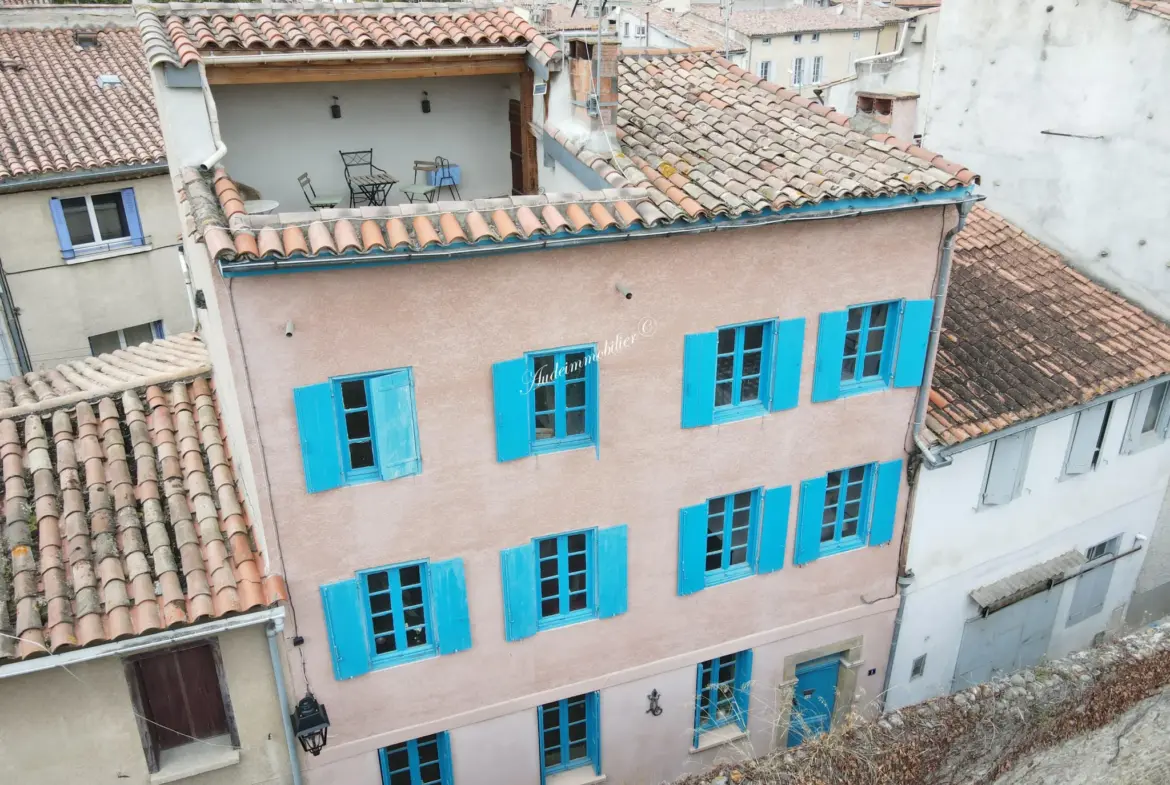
0;24;193;372
0;334;293;785
516;1;599;33
617;5;747;64
886;207;1170;710
137;3;976;784
927;0;1170;320
683;0;907;95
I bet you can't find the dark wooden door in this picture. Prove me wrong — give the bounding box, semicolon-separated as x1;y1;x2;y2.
508;98;523;196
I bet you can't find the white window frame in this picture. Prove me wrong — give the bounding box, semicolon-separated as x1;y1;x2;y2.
811;55;823;84
793;33;803;44
758;60;771;80
62;192;135;254
89;320;164;356
636;24;646;37
1122;381;1170;454
853;30;862;40
979;428;1035;508
1061;401;1112;478
623;21;630;37
761;37;772;43
812;32;821;42
791;56;805;87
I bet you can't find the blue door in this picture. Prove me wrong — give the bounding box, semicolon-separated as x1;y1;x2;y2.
787;655;841;747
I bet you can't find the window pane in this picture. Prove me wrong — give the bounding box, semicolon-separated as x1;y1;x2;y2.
731;527;749;549
732;508;750;529
568;533;586;552
565;353;587;379
568;699;587;722
846;308;863;330
373;614;395;635
345;411;371;440
402;587;423;607
862;354;882;377
390;770;413;785
540;559;558;579
706;551;722;571
569;592;587;611
416;737;439;761
741;377;760;401
844;501;860;521
845;482;862;502
61;197;95;245
566;381;586;407
717;328;735;353
400;565;421;585
568;553;586;573
341;380;367;409
566;410;585;436
533;354;556;381
743;324;764;350
742;351;761;376
568;741;587;760
367;572;389;593
716;355;734;381
544;747;562;768
539;538;558;558
375;634;396;654
406;627;427;647
122;322;155;347
369;593;391;614
349;441;374;469
403;608;425;631
841;357;856;381
541;577;559;600
842;518;858;538
534;385;556;412
825;487;839;508
1142;383;1167;433
534;412;555;439
848;466;866;482
419;763;442;784
91;193;130;241
385;746;410;772
866;326;886;352
843;332;859;357
708;497;726;515
870;303;889;327
543;728;560;750
541;598;560;616
822;505;836;526
715;381;733;406
88;330;122;356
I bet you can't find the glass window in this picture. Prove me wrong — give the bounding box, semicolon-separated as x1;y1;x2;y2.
704;489;759;582
336;377;378;476
539;693;598;776
841;301;897;387
58;191;132;250
715;321;771;412
694;649;751;746
821;464;873;548
363;563;435;662
88;320;163;357
527;346;597;453
379;734;451;785
535;530;595;627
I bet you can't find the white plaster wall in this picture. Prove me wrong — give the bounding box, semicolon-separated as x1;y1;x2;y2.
926;0;1170;318
886;392;1170;709
211;75;519;210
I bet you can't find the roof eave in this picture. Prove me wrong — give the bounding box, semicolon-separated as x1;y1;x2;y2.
0;161;169;195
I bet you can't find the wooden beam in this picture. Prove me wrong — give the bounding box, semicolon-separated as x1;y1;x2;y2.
206;55;526;85
519;68;538;195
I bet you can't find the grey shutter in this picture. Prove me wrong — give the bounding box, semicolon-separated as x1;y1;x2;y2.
1067;561;1115;626
981;431;1031;506
1064;403;1109;476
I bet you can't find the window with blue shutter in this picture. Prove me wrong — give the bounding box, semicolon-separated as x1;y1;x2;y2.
538;692;601;783
794;460;903;562
293;368;421;493
501;525;627;640
693;649;752;747
677;485;790;594
320;558;471;678
492;344;599;462
379;732;453;785
813;299;934;401
49;190;145;260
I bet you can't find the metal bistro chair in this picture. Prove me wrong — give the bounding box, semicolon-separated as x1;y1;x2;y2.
339;149;394;207
297;172;342;209
400;157;461;204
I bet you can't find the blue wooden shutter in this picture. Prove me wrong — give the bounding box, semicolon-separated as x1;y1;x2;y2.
120;188;145;246
438;733;454;784
795;477;827;565
811;310;848;402
320;579;370;680
430;558;472;655
893;299;935;388
769;317;805;412
596;524;628;618
756;485;791;574
293;383;344;494
499;544;538;641
492;358;532;462
586;351;600;458
733;649;753;730
587;692;602;775
681;332;717;428
868;459;903;547
48;198;75;259
371;370;421;481
677;502;708;595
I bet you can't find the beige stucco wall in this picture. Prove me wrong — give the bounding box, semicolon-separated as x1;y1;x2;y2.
205;204;954;782
747;27;881;93
0;174;193;368
0;625;292;785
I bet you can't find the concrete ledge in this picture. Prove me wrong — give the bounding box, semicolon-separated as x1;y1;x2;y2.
690;724;748;754
151;735;240;785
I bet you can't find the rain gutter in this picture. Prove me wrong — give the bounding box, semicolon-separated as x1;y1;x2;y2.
200;46;529;66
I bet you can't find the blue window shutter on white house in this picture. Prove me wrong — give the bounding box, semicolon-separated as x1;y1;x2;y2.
370;370;421;481
492;357;532;462
677;502;708;595
893;299;935;388
868;459;903;547
795;477;827;565
48;198;75;259
320;579;370;680
733;649;753;728
430;558;472;655
293;383;344;494
499;544;538;641
756;485;791;573
769;318;805;412
811;310;848;402
681;332;717;428
597;524;628;618
120;188;145;246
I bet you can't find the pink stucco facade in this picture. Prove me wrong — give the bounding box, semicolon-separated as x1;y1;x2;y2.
195;204;957;783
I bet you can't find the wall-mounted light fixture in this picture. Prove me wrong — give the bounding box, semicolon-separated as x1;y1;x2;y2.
291;694;331;756
421;91;432;114
330;96;341;119
646;689;663;716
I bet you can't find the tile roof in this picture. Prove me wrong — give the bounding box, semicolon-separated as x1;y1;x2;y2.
552;52;975;217
626;6;747;54
135;3;561;70
0;28;165;182
969;550;1086;613
836;0;913;23
181;166;670;262
0;334;287;663
926;207;1170;448
520;2;599;31
690;4;890;36
1115;0;1170;21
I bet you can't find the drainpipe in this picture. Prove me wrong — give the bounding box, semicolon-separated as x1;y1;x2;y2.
880;572;915;706
198;62;229;173
267;619;303;785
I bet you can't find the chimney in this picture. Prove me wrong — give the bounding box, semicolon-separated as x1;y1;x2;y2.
562;25;621;157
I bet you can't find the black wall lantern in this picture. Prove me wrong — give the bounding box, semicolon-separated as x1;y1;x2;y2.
292;694;331;756
330;96;341;119
421;91;431;114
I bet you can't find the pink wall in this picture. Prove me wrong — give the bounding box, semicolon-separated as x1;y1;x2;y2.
219;206;953;767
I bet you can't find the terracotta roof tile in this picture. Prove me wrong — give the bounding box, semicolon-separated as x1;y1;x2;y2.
136;3;563;69
0;28;165;182
926;206;1170;448
0;335;286;663
690;2;903;36
1114;0;1170;22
